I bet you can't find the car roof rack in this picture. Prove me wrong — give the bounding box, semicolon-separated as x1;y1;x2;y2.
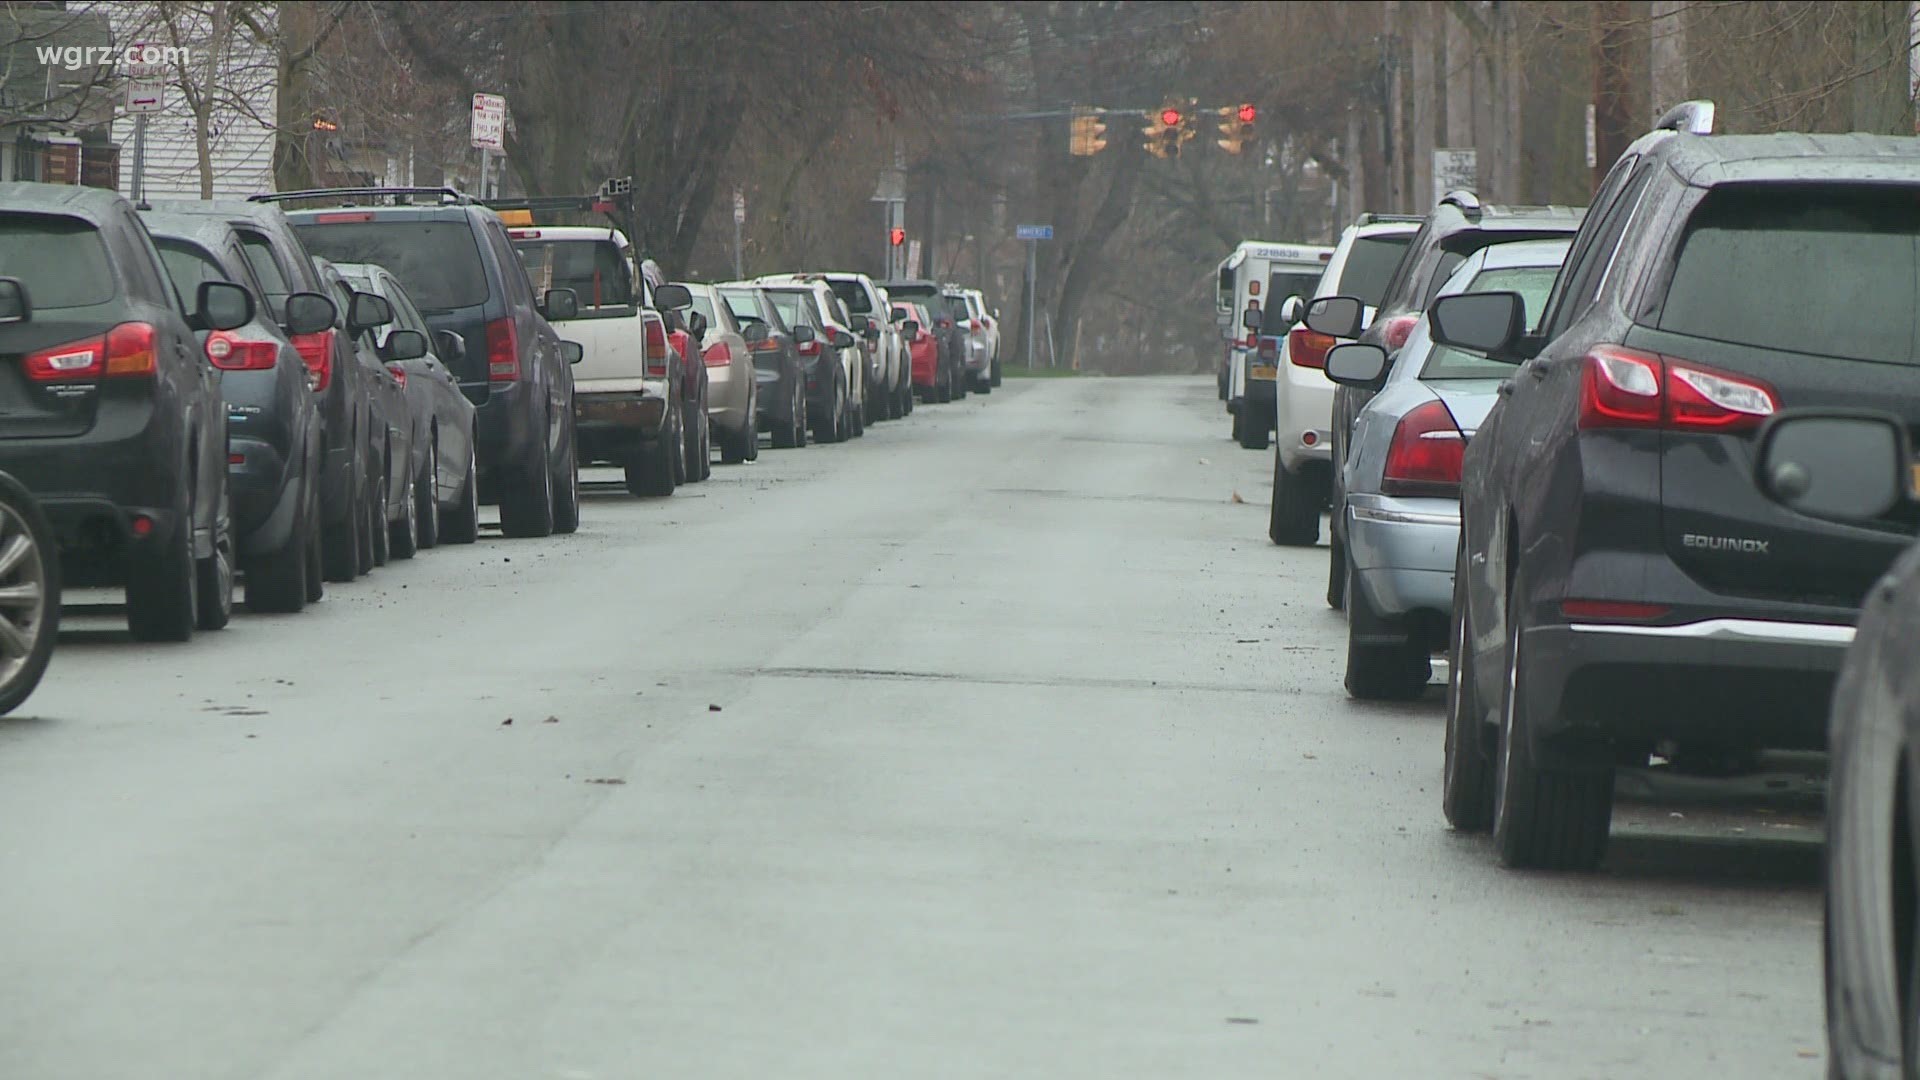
249;186;474;206
481;176;634;222
1438;189;1482;217
1356;212;1425;226
1653;99;1715;135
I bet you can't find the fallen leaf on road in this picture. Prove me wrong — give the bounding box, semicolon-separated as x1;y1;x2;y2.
708;704;722;712
500;718;513;726
1198;457;1211;465
543;715;559;724
1225;1017;1258;1025
585;778;626;785
1229;491;1244;503
1302;753;1316;760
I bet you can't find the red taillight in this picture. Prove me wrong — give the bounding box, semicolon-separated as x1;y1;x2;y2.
1577;344;1777;433
205;331;278;371
1380;399;1465;497
485;317;518;382
387;363;408;389
291;328;335;392
1382;314;1419;351
1287;326;1336;370
969;319;981;332
797;339;821;358
23;322;157;382
703;341;734;367
130;514;154;537
1257;337;1278;362
314;212;375;224
1561;599;1672;621
643;318;669;376
749;339;779;352
227;452;245;465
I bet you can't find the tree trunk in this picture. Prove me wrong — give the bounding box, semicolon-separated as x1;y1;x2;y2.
1851;0;1914;135
1409;1;1436;208
1648;0;1688;120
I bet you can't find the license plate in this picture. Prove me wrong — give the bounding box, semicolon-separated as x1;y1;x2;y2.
1250;365;1277;380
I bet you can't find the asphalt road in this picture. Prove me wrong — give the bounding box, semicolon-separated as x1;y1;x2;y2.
0;376;1826;1079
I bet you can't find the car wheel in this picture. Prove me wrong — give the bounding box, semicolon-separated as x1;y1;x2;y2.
304;480;325;603
936;367;952;404
720;413;749;464
369;464;391;566
975;370;992;395
990;359;1002;387
416;440;440;550
389;464;419;560
684;390;711;482
1492;570;1614;871
1236;405;1270;450
1442;546;1494;832
246;480;309;615
126;480;197;643
499;417;556;538
794;382;810;447
0;475;57;716
322;455;363;583
1327;535;1346;611
1343;558;1430;701
774;382;801;449
193;483;235;632
552;419;581;534
441;439;481;544
901;375;915;415
850;382;866;437
1268;452;1321;546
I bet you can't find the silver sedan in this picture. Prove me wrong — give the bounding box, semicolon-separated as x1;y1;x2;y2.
684;283;760;464
1322;238;1571;701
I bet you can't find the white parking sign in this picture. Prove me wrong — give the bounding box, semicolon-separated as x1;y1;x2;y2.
470;93;506;150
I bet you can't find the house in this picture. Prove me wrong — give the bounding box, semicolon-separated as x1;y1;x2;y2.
104;2;275;199
0;6;119;186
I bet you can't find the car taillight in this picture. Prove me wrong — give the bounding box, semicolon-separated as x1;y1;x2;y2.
205;331;279;371
1257;337;1278;362
970;319;981;332
936;317;952;328
749;339;779;352
387;363;408;389
1382;314;1419;351
797;339;821;358
703;341;734;367
1561;599;1671;621
291;328;335;392
23;321;157;382
1287;326;1335;370
1380;399;1465;498
1577;344;1777;433
644;318;669;375
486;317;518;382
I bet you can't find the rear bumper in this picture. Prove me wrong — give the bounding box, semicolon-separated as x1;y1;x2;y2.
1347;497;1459;620
1277;362;1333;469
575;390;668;464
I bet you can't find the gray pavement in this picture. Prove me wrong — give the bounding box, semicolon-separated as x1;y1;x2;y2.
0;376;1826;1078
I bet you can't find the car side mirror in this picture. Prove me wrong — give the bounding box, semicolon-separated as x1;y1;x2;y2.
1756;411;1908;522
1303;295;1365;339
346;291;393;334
1428;292;1525;358
1322;342;1391;390
903;319;920;337
791;323;816;344
282;291;336;336
1242;307;1262;332
654;283;692;310
740;320;769;344
381;328;428;362
196;280;255;332
848;314;871;333
687;310;709;340
1279;294;1305;326
542;287;579;321
830;327;855;349
434;329;467;365
560;340;584;365
0;278;31;325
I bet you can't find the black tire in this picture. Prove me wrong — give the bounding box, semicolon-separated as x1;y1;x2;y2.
499;422;556;538
684;391;711;482
441;439;481;544
1268;452;1321;546
416;440;440;550
719;416;749;464
1343;559;1431;701
1442;547;1494;831
936;368;952;404
1327;535;1347;611
990;359;1002;387
0;475;58;716
1492;572;1614;870
975;372;993;395
389;463;419;560
1236;405;1270;450
369;466;391;566
774;381;805;449
626;410;678;497
245;483;309;615
901;375;915;415
304;481;325;604
126;486;197;643
195;488;234;631
850;381;866;437
552;419;581;534
321;460;362;583
954;366;968;400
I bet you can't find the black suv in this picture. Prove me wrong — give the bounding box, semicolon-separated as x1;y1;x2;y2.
1308;194;1583;609
1429;102;1920;870
267;189;581;539
0;184;255;640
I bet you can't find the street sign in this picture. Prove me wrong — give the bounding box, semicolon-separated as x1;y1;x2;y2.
1016;224;1053;241
906;239;922;278
1432;148;1477;205
470;93;506;150
733;188;746;226
125;43;164;113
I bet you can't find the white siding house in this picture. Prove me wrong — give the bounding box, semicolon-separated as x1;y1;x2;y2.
105;3;276;199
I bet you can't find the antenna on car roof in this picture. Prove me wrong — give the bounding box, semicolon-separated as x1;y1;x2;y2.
1653;99;1715;135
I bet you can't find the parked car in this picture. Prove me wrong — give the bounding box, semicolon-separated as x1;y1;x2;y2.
313;257;414;565
943;286;985;396
763;283;859;443
153;199;379;584
763;272;908;422
676;283;758;464
660;303;711;484
966;288;1002;387
893;301;945;401
1432;103;1920;870
272;188;582;538
1744;412;1918;1080
1306;193;1583;610
877;284;914;415
880;278;966;399
335;262;482;548
0;183;252;640
1321;239;1571;701
718;283;807;449
1265;214;1420;545
0;469;57;715
143;211;332;612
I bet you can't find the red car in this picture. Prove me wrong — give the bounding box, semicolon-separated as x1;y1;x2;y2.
893;301;943;400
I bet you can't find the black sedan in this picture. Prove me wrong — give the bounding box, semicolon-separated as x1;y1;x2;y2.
143;212;334;612
719;283;807;449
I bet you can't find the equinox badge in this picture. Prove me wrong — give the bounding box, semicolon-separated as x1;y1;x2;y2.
1683;533;1770;555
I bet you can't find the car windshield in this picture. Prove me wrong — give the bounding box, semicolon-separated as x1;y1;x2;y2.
1660;185;1920;365
153;238;230;297
1339;234;1413;307
1418;264;1562;379
0;214;114;309
512;238;631;311
295;220;488;312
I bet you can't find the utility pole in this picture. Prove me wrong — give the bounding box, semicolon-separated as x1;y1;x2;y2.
1649;0;1688;120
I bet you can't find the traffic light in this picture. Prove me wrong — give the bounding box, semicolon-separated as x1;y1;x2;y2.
889;227;905;247
1217;102;1256;154
1069;109;1108;156
1142;104;1184;158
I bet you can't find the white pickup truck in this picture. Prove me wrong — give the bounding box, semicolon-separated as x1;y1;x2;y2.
508;226;684;497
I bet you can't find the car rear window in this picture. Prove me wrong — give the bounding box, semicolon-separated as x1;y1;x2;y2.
1420;265;1561;380
945;295;971;320
688;292;719;329
0;214;115;309
294;220;488;312
720;289;762;325
765;290;811;328
154;239;229;296
828;279;872;314
1337;235;1413;307
512;239;631;311
1660;186;1920;365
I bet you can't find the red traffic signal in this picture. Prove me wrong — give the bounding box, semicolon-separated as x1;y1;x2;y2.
1160;107;1182;127
889;227;905;246
1237;103;1257;124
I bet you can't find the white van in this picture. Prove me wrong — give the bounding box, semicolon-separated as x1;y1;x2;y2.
1213;240;1333;448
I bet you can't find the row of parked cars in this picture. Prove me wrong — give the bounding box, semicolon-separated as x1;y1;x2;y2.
1227;99;1920;1074
0;178;1000;715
